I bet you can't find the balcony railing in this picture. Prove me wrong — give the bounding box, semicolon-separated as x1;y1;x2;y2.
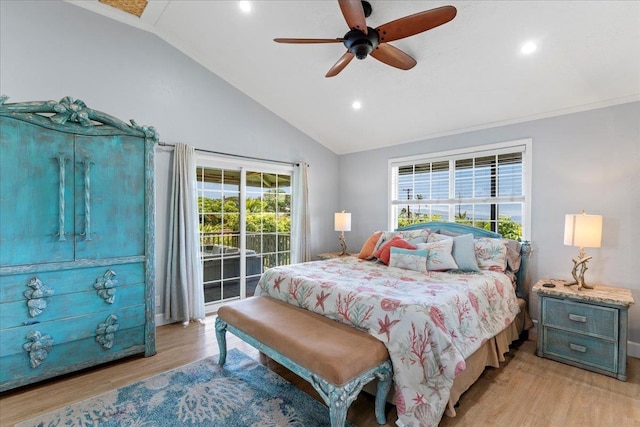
200;232;291;303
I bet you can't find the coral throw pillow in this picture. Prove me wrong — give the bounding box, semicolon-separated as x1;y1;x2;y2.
358;231;383;259
374;237;417;265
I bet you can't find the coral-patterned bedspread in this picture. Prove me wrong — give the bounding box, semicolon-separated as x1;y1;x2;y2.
255;256;520;427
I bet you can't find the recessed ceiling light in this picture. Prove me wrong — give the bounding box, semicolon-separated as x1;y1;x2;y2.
520;41;537;55
352;100;362;110
239;1;251;13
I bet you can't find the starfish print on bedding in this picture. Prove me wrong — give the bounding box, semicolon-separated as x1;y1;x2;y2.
315;290;331;311
412;393;426;405
378;314;401;341
272;275;285;292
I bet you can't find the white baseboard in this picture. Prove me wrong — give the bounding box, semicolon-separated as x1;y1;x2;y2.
530;319;639;359
155;312;171;327
628;340;640;359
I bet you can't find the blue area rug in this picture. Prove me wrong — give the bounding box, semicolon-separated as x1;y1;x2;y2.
18;348;349;427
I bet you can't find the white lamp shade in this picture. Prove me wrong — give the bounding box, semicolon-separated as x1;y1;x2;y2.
334;212;351;232
564;213;602;248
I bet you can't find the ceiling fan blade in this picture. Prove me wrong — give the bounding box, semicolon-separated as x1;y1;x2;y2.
370;43;417;70
376;5;457;43
338;0;367;34
274;38;344;44
326;51;355;77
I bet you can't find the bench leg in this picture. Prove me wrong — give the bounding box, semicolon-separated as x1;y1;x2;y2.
214;317;228;366
328;396;348;427
374;361;393;425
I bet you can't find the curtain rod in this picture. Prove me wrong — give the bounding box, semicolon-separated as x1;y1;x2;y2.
157;142;300;167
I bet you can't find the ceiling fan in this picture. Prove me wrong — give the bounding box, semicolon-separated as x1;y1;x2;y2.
274;0;457;77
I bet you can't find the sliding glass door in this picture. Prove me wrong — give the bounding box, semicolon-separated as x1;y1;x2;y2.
245;170;291;287
196;157;292;311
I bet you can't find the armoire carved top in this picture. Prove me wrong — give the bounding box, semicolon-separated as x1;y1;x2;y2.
0;95;159;142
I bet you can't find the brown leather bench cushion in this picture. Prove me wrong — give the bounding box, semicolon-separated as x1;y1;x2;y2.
218;296;389;386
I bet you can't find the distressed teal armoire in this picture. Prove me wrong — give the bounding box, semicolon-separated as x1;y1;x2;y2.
0;96;158;391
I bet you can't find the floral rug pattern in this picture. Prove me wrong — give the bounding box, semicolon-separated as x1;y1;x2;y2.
18;349;344;427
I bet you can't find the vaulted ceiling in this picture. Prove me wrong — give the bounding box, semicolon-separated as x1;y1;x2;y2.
69;1;640;154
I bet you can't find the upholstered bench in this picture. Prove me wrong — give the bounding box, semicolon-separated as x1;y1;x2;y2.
215;296;392;427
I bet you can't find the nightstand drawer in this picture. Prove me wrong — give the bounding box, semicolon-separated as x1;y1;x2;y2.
542;298;618;340
544;327;617;373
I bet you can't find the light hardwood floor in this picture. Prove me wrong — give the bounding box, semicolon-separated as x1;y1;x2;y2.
1;316;638;426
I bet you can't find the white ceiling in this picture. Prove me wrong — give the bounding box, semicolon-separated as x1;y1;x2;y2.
69;1;640;154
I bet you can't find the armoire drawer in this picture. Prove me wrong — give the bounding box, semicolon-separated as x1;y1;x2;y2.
543;327;617;373
0;326;146;390
542;297;618;340
0;263;144;304
0;305;146;389
1;283;145;329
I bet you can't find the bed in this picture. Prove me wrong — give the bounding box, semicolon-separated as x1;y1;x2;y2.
255;222;532;426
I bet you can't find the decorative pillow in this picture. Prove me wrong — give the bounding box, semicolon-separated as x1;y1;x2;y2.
451;233;481;272
416;239;458;271
371;231;402;255
389;247;428;272
438;229;463;237
374;237;417;265
503;239;522;273
474;238;508;272
427;232;450;243
358;231;383;260
401;228;431;244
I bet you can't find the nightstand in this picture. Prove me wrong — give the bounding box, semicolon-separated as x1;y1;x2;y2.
533;279;634;381
316;252;355;260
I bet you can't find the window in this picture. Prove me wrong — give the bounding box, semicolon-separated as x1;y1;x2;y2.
389;140;531;240
197;156;292;311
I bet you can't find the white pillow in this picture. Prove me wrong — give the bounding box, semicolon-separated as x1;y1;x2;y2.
401;228;431;244
416;239;458;271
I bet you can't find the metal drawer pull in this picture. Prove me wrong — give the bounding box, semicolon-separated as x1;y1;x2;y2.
568;313;587;323
569;343;587;353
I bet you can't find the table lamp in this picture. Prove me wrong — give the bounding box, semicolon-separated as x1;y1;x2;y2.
563;211;602;290
334;211;351;256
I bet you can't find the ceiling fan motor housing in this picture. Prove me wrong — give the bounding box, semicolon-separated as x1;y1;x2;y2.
343;27;379;60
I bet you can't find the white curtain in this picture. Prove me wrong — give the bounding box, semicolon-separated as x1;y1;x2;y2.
291;162;311;263
164;143;205;325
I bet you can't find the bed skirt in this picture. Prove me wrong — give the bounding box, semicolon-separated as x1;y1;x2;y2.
445;297;532;416
364;297;532;418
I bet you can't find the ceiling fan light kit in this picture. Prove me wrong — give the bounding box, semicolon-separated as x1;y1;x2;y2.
274;0;457;77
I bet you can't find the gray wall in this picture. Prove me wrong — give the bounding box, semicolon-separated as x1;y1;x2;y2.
0;0;340;316
340;101;640;354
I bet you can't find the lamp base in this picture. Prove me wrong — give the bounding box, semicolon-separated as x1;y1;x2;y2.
338;233;348;256
568;247;594;290
564;281;595;290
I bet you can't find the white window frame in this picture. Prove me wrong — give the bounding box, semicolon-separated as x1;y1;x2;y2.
387;139;532;239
